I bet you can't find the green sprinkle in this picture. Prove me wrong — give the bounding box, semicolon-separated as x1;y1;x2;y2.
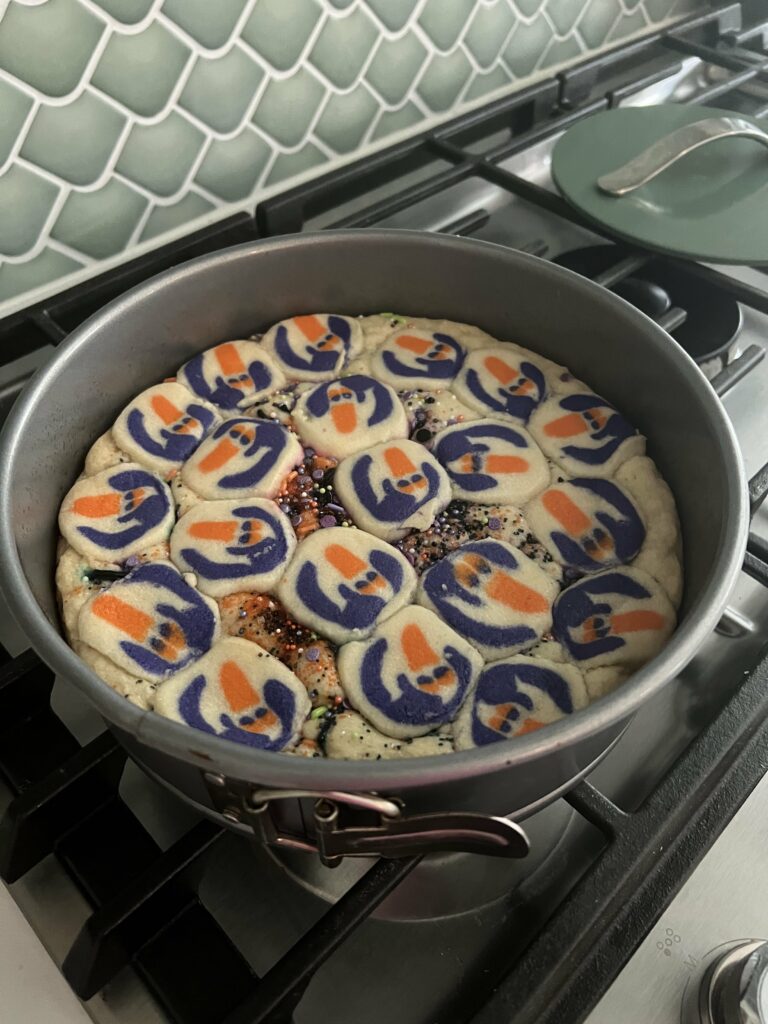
311;706;328;719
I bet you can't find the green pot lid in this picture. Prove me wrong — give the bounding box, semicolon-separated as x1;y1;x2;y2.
551;104;768;265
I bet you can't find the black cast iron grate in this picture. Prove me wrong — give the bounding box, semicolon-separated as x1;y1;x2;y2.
2;3;768;1023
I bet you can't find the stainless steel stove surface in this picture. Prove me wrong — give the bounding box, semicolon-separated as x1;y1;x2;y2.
2;4;768;1023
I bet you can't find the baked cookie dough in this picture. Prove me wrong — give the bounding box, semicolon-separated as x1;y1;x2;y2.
57;312;681;759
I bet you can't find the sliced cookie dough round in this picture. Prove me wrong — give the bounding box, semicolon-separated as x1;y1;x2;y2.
59;464;174;563
312;710;454;760
77;561;220;683
154;636;310;751
525;477;646;574
261;314;362;382
528;392;645;478
416;538;559;661
454;655;588;750
370;324;469;391
169;498;296;598
337;605;483;738
433;418;549;505
333;439;451;542
552;565;676;670
615;455;683;608
452;345;551;424
112;382;219;478
177;340;286;411
276;526;417;645
181;418;303;500
292;374;408;458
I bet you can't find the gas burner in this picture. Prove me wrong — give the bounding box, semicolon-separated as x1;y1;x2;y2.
554;246;743;376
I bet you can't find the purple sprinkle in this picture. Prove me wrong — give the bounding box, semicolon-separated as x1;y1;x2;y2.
325;502;344;514
320;515;336;528
304;447;315;458
291;515;302;527
298;475;312;487
306;646;320;662
488;516;501;531
312;469;324;480
124;554;141;568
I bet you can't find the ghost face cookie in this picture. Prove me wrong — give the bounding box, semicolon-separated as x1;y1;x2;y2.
292;374;408;458
453;346;550;423
454;655;588;749
276;527;417;645
338;606;482;738
333;439;451;542
112;383;218;478
529;393;645;478
169;499;296;598
370;326;466;391
433;418;549;505
261;314;362;382
154;637;310;751
78;562;220;682
177;341;285;411
417;539;559;661
526;478;645;573
552;566;676;669
59;465;174;563
181;418;303;499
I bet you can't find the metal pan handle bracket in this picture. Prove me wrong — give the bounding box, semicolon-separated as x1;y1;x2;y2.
203;773;529;867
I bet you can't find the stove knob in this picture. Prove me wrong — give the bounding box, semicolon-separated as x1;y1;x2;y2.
697;940;768;1024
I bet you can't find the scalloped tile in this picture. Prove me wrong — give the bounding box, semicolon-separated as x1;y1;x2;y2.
464;65;513;103
162;0;249;50
116;113;205;197
579;0;622;50
0;248;83;303
140;192;214;242
0;0;104;98
240;0;322;72
610;8;648;41
314;83;378;153
646;0;677;18
309;7;378;90
252;67;326;148
195;130;271;201
371;101;424;142
464;2;517;69
545;0;584;36
178;47;264;133
0;78;33;167
91;21;190;118
90;0;155;24
541;35;583;71
363;0;420;32
502;16;552;77
416;49;473;112
0;165;60;258
51;179;147;258
366;32;427;106
510;0;544;15
0;0;702;308
20;90;126;187
265;141;326;186
418;0;478;53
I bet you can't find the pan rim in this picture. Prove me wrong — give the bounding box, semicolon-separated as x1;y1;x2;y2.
0;229;749;792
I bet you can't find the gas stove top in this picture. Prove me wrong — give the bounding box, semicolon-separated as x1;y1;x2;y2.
2;4;768;1023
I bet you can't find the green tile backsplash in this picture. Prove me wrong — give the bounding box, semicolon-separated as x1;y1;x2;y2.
0;0;698;309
